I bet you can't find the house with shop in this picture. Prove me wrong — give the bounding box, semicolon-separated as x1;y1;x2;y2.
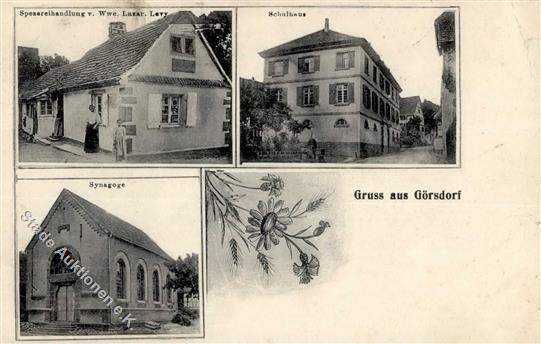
258;19;402;158
23;189;183;326
434;11;457;162
19;11;231;156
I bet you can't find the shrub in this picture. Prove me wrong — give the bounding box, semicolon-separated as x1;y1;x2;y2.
172;313;191;326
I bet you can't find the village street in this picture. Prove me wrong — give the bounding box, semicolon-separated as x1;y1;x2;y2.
356;145;444;164
18;140;231;164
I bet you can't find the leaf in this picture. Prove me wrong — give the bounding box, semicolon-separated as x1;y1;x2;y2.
285;238;293;259
226;218;251;251
257;253;273;275
220;218;226;247
293;225;312;237
290;199;303;216
302;238;319;251
229;238;240;267
222;171;242;183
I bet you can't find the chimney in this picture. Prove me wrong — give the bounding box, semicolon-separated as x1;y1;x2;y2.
324;18;329;32
108;22;126;39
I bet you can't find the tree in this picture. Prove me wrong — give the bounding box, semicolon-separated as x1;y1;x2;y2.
199;11;232;79
421;99;440;134
240;78;292;131
400;116;422;146
39;54;70;76
164;253;199;309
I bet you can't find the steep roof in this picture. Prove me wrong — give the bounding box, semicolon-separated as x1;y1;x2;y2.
38;189;173;261
400;96;422;115
20;11;228;99
259;28;401;91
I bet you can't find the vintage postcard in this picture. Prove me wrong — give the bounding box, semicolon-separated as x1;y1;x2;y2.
1;1;540;343
16;7;234;167
238;7;459;167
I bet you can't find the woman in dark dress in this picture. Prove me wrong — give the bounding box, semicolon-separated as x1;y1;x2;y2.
84;105;101;153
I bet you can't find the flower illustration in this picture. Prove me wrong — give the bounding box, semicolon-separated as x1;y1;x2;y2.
293;253;320;284
245;197;293;251
259;174;285;197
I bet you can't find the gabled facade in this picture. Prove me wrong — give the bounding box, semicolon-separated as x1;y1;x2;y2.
19;11;231;156
259;19;402;158
399;96;424;131
24;189;178;325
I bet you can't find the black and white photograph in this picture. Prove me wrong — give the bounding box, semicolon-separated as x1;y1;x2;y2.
16;177;203;338
238;8;458;165
17;8;233;165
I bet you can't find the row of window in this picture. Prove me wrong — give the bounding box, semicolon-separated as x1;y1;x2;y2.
116;258;173;304
268;51;355;77
362;85;399;125
277;83;355;107
363;56;398;103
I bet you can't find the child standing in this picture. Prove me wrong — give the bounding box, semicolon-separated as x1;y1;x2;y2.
113;119;127;162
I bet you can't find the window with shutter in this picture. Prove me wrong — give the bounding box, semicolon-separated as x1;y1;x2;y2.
372;92;378;113
186;92;197;127
336;52;354;70
363;86;371;109
336;84;348;105
299;56;316;73
364;56;370;75
347;83;355;103
329;84;337;105
302;86;315;106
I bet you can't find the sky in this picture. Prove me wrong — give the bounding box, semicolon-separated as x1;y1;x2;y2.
238;7;454;104
15;7;217;61
16;177;201;259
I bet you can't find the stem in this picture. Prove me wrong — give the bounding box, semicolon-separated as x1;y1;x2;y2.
223;181;261;190
283;236;303;255
276;227;318;240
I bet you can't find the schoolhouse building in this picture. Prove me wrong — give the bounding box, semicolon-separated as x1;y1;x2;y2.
24;189;178;325
259;19;402;158
19;11;231;156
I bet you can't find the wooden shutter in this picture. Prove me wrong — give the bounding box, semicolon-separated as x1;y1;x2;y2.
329;84;337;104
298;58;303;73
186;92;198;127
282;88;288;103
349;52;355;68
296;87;303;106
313;85;319;105
348;83;355;103
101;94;110;126
314;56;320;71
268;61;274;76
283;59;289;75
336;54;343;69
147;94;162;129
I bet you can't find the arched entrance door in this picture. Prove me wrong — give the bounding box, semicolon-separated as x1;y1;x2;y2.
49;248;79;322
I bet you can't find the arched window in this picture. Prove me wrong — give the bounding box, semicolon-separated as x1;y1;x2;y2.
50;250;75;275
166;274;172;303
152;269;160;302
364;120;369;129
136;264;145;301
116;259;126;299
373;123;378;132
334;118;349;128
